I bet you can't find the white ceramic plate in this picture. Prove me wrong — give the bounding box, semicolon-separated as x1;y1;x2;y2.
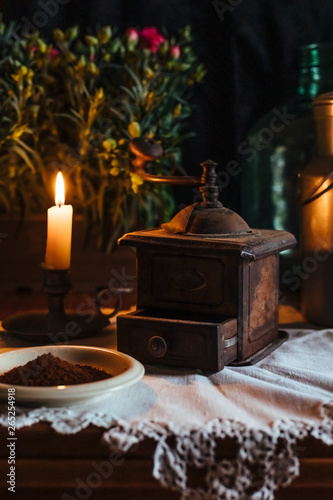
0;345;144;406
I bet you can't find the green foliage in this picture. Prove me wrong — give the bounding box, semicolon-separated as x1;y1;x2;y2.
0;20;205;250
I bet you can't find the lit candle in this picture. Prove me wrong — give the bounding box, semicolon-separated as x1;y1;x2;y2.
45;172;73;270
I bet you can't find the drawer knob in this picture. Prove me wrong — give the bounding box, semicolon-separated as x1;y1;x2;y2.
147;336;167;358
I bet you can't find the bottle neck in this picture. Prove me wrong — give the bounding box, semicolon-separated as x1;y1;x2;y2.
297;65;333;102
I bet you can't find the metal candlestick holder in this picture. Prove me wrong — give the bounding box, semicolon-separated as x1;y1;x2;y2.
2;266;125;344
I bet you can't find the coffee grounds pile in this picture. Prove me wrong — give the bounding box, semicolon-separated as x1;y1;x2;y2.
0;353;112;386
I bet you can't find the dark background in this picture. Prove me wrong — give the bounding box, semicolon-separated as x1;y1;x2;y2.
2;0;333;213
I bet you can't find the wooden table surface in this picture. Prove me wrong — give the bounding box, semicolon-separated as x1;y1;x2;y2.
0;292;332;500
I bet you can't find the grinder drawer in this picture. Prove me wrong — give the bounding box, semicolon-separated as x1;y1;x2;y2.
117;310;237;371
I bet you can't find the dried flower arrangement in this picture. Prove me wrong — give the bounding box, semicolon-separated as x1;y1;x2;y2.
0;19;205;250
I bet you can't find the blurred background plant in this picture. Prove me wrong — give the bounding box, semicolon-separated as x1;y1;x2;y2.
0;18;205;251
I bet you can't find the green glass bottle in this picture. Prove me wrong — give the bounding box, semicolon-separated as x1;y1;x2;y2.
241;43;333;246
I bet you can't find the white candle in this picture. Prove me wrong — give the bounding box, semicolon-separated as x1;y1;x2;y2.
45;172;73;270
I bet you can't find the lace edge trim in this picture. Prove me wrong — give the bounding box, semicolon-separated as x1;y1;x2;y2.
102;401;333;500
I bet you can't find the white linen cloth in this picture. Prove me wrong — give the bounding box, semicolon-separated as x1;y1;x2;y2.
0;313;332;500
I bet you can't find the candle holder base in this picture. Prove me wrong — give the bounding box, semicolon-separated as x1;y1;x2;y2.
2;267;127;344
2;311;110;344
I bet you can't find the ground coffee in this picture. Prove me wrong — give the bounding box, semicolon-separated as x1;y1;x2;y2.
0;353;112;386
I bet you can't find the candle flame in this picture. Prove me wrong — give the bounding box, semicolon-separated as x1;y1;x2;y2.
55;172;65;206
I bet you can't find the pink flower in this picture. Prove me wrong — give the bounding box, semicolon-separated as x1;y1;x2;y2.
50;48;59;60
171;46;180;59
89;53;95;62
140;27;166;53
125;28;139;43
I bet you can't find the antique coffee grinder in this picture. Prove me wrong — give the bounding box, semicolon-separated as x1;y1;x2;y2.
117;139;296;371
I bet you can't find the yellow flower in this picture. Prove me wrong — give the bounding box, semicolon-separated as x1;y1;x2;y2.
65;26;79;41
103;138;117;152
130;172;144;193
110;167;119;176
85;35;99;47
75;55;86;70
87;62;99;75
144;67;154;80
16;66;28;77
11;128;27;141
128;121;141;138
26;69;34;84
24;87;33;99
97;26;112;44
65;51;77;63
37;39;47;53
146;92;154;109
95;88;104;101
53;28;66;43
173;103;182;117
